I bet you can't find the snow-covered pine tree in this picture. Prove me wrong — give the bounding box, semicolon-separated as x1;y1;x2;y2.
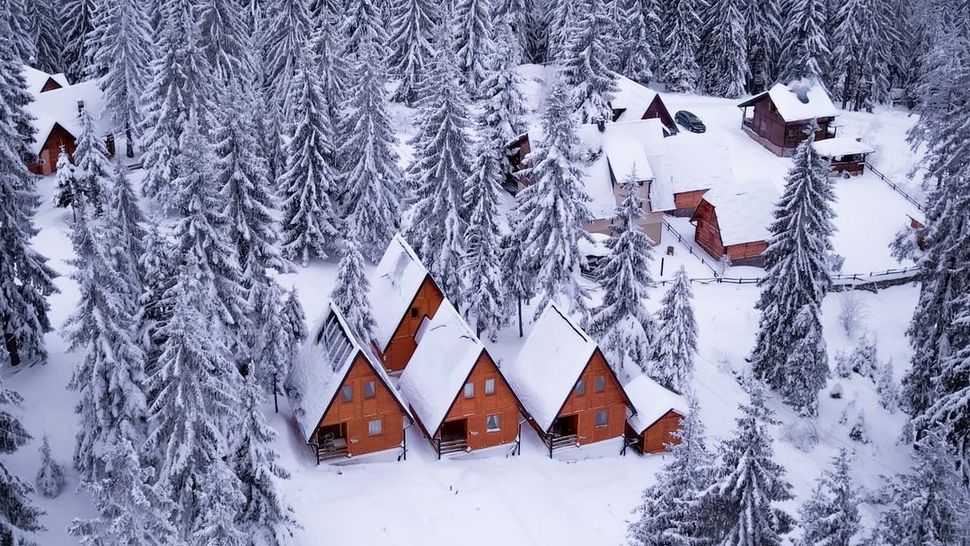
699;0;748;97
137;222;177;379
0;378;45;542
3;0;34;65
29;0;63;74
282;287;308;353
750;127;835;414
522;0;550;63
744;0;783;92
875;359;900;413
493;0;528;62
310;11;351;133
250;280;296;395
342;0;389;61
233;370;296;545
508;78;592;318
848;333;878;378
478;20;527;147
651;266;697;393
782;304;829;415
877;430;970;545
619;0;661;85
264;0;313;117
54;147;81;210
330;242;378;341
73;108;112;214
61;0;96;81
560;0;619;123
627;396;712;545
546;1;579;62
659;0;701;92
106;160;148;293
798;448;861;546
0;12;36;153
279;51;343;265
700;383;794;544
779;0;831;83
88;0;152;157
199;0;256;84
404;18;474;301
453;0;493;94
339;43;402;261
588;173;655;377
387;0;436;105
34;435;64;498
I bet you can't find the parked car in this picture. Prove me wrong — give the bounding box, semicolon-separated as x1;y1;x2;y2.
675;110;706;133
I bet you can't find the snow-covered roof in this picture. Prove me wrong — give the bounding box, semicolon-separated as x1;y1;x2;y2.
577;232;611;257
21;65;68;94
286;302;409;443
625;374;689;434
25;80;111;155
649;134;734;212
368;234;432;351
812;137;875;158
610;76;663;123
503;303;600;431
701;178;779;247
398;301;488;434
739;80;838;123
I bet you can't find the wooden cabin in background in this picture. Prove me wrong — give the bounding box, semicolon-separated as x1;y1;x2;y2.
398;302;525;458
286;303;411;463
368;235;445;373
503;303;635;458
623;375;688;454
610;76;678;134
737;80;838;157
648;135;734;217
22;66;68;94
691;179;779;267
813;137;874;176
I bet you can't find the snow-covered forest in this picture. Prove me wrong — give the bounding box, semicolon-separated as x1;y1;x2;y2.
1;0;969;544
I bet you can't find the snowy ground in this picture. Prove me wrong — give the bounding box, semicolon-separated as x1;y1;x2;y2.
8;82;927;544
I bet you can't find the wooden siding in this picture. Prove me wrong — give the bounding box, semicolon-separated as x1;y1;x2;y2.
673;189;708;213
437;353;522;451
29;123;117;176
40;77;63;92
725;241;769;265
643;95;676;132
382;276;445;373
318;355;406;457
830;158;866;176
692;200;725;259
557;351;629;446
641;411;684;454
744;95;834;156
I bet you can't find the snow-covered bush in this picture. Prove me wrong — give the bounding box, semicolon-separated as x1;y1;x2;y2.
838;292;867;338
834;349;853;378
35;436;64;498
876;360;900;413
889;224;923;263
781;418;821;451
848;334;878;379
849;410;870;444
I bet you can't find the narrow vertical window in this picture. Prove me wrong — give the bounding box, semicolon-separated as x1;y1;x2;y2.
484;378;496;396
595;410;608;428
575;379;586;396
594;376;606;393
464;383;475;399
341;385;353;402
364;381;376;399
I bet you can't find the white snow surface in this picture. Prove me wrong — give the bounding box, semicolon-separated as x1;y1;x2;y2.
611;75;663;123
367;234;430;350
624;374;689;434
813;136;876;158
502;303;598;432
25;79;110;155
398;300;485;435
758;80;839;123
21;65;69;95
650;133;734;211
702;178;780;246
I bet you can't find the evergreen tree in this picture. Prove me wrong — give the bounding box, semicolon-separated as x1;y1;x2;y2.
798;449;861;546
54;147;81;210
30;0;63;74
61;0;96;81
560;0;619;123
279;52;343;265
750;128;835;415
619;0;661;85
453;0;493;93
478;21;527;146
4;0;34;65
250;281;293;395
34;436;64;498
388;0;436;105
651;267;696;393
199;0;256;84
508;79;592;318
0;11;36;153
699;0;748;97
659;0;701;92
588;174;655;377
329;242;377;341
137;222;177;379
745;0;784;92
107;160;148;292
848;332;878;379
0;379;45;543
339;44;402;261
493;0;528;62
522;0;550;63
875;360;900;412
342;0;389;61
780;0;831;82
73;108;112;214
264;0;312;117
700;383;794;545
547;1;577;62
309;12;351;134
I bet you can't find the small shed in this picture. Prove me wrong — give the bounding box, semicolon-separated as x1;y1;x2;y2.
610;76;677;134
502;303;635;457
812;137;874;176
649;134;734;216
286;302;412;463
368;234;445;373
623;375;688;454
691;179;780;267
398;301;525;458
737;80;838;157
24;80;115;175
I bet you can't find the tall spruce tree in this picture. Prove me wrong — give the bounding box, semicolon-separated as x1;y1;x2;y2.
651;267;697;393
780;0;831;83
699;0;748;97
479;20;527;146
745;0;784;92
61;0;97;81
387;0;436;105
73;109;112;214
560;0;619;123
619;0;661;85
199;0;256;84
342;0;389;61
0;378;45;543
106;161;147;301
30;0;63;74
264;0;313;118
453;0;493;93
798;448;861;546
659;0;702;92
329;242;377;341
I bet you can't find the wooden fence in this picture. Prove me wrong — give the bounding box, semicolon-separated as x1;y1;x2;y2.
654;265;921;291
865;162;926;214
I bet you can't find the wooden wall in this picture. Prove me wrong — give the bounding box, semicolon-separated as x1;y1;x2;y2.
557;351;628;446
748;97;834;154
643;95;676;132
725;241;769;265
382;276;444;373
673;189;708;213
40;77;63;92
641;411;684;453
438;353;521;451
692;200;724;260
318;355;406;457
32;123;77;175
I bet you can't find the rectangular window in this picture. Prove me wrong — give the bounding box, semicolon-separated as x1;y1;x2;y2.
595;410;608;428
341;385;353;402
484;378;496;396
575;379;586;396
486;414;501;432
464;382;475;399
364;381;376;399
368;418;383;436
595;376;606;393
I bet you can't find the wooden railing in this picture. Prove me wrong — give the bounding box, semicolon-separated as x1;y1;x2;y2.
865;162;926;214
661;219;720;276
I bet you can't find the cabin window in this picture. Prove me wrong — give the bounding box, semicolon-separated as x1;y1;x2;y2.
410;307;419;318
484;378;496;396
368;418;383;436
575;379;586;396
595;410;609;428
364;381;376;399
340;385;353;402
595;376;606;393
464;383;475;399
486;414;501;432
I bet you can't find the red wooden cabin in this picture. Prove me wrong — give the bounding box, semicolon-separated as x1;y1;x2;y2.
610;75;677;134
368;235;445;373
623;374;688;454
286;303;411;463
690;179;779;267
398;302;525;458
503;303;636;458
25;80;115;175
737;81;838;157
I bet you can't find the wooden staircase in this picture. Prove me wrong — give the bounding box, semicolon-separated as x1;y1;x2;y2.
438;438;469;456
549;434;579;451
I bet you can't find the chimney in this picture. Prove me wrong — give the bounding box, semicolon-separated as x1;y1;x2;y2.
76;100;85;115
596;119;606;133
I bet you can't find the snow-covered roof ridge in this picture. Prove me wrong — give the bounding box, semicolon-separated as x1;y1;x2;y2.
368;234;432;350
648;134;734;212
503;302;600;431
286;301;410;443
24;79;111;155
738;80;838;123
702;178;780;246
21;65;68;94
812;137;875;158
610;75;660;123
625;374;689;434
397;300;487;434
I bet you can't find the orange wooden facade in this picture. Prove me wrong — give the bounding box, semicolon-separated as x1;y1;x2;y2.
553;351;630;446
692;200;768;266
29;123;116;176
640;411;684;454
316;355;407;457
741;94;834;157
381;276;444;373
432;353;523;451
672;189;709;215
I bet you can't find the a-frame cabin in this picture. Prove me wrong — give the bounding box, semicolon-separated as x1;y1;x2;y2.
623;374;688;454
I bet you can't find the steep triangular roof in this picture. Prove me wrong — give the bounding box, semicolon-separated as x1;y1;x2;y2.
25;80;111;155
624;374;689;434
368;234;438;350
